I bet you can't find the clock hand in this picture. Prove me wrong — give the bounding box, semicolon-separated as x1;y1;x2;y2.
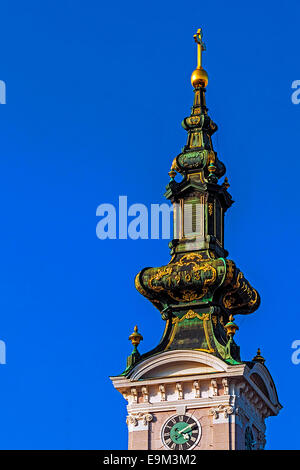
177;422;195;435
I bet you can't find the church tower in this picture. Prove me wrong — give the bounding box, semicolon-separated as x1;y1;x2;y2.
110;29;281;450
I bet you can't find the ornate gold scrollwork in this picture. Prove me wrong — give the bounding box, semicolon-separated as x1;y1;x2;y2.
224;260;235;285
147;254;217;303
148;266;173;292
223;271;258;310
207;151;215;165
134;273;148;297
186;115;201;126
135;273;162;311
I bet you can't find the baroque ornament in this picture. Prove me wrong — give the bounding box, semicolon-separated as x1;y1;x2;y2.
111;27;282;453
209;405;234;419
126;413;153;427
125;22;261;367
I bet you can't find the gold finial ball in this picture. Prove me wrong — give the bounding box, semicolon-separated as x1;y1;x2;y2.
129;325;143;347
191;67;208;88
224;315;239;337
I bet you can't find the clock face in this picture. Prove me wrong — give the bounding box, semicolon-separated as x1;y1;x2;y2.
161;414;201;450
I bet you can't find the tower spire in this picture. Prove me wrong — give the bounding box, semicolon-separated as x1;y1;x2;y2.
133;28;260;366
110;30;282;451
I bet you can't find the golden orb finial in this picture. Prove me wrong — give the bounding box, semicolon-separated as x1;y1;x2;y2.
191;28;208;88
224;315;239;337
129;325;143;347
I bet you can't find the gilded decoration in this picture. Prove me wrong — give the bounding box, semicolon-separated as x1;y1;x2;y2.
127;28;261;374
186;116;201;126
145;253;220;303
135;272;162;311
177;150;205;169
171;309;209;324
134;273;148;298
165;309;214;353
136;253;260;316
224;260;235;286
222;271;259;312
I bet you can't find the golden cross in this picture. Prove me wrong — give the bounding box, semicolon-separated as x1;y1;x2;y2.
193;28;206;69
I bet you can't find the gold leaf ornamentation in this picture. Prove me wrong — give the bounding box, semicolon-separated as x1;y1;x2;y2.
147;253;218;303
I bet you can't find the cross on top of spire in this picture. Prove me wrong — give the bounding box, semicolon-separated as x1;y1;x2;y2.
193;28;206;51
191;28;208;88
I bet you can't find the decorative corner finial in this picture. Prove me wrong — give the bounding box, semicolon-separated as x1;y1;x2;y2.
222;177;230;189
168;169;177;181
124;326;143;372
252;348;266;365
191;28;208;88
224;314;239;338
129;325;143;348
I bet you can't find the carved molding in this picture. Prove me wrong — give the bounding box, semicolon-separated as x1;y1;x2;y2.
222;378;229;395
159;384;166;401
131;387;138;404
211;379;218;396
209;405;234;419
238;381;270;421
141;386;149;403
193;380;200;398
126;412;153;427
176;382;183;400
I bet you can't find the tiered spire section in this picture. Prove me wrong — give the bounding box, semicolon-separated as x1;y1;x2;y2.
129;29;260;373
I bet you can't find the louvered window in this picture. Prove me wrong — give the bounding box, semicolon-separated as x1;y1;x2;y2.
183;198;204;238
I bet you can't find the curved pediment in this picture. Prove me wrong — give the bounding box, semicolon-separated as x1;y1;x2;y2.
128;350;229;381
246;363;280;407
142;360;218;379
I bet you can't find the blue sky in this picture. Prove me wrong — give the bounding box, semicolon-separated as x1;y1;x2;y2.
0;0;299;449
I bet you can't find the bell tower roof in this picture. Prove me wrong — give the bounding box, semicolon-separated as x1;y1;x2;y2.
130;28;261;370
110;29;281;451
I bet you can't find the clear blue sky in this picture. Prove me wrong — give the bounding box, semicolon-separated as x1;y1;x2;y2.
0;0;299;450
